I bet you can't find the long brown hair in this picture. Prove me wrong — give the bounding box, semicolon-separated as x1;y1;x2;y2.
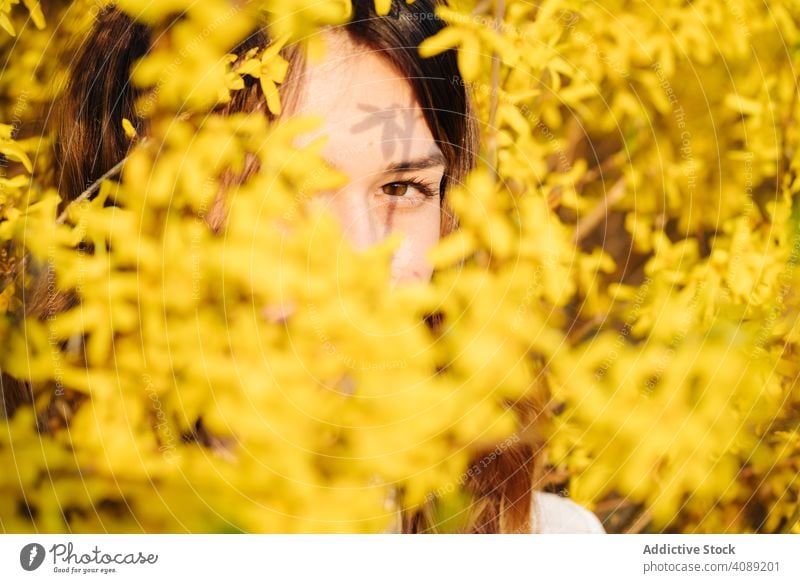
4;0;544;534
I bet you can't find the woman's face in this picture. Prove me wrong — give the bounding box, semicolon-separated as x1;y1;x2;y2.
286;31;444;284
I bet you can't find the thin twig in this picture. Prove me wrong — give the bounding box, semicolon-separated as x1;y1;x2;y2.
576;151;629;189
573;177;626;244
471;0;492;16
55;154;131;225
567;313;604;345
548;149;630;210
778;66;799;192
486;0;504;179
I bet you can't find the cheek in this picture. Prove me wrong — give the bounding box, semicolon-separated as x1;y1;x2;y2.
390;203;441;283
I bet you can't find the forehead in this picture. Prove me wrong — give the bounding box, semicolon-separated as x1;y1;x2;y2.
286;31;440;171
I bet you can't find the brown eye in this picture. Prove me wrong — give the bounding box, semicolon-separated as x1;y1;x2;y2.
382;183;409;197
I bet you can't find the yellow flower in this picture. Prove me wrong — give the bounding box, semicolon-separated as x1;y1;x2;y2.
237;35;291;115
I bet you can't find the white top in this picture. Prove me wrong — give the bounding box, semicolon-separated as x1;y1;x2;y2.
532;492;606;534
383;491;606;533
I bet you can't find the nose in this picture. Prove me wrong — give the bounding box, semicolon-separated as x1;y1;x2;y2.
318;186;387;251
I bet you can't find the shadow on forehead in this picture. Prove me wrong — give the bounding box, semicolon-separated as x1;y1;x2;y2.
351;102;432;160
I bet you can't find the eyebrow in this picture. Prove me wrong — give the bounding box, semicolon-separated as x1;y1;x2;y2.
382;152;446;174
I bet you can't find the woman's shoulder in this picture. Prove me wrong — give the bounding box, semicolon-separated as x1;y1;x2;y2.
531;491;606;534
